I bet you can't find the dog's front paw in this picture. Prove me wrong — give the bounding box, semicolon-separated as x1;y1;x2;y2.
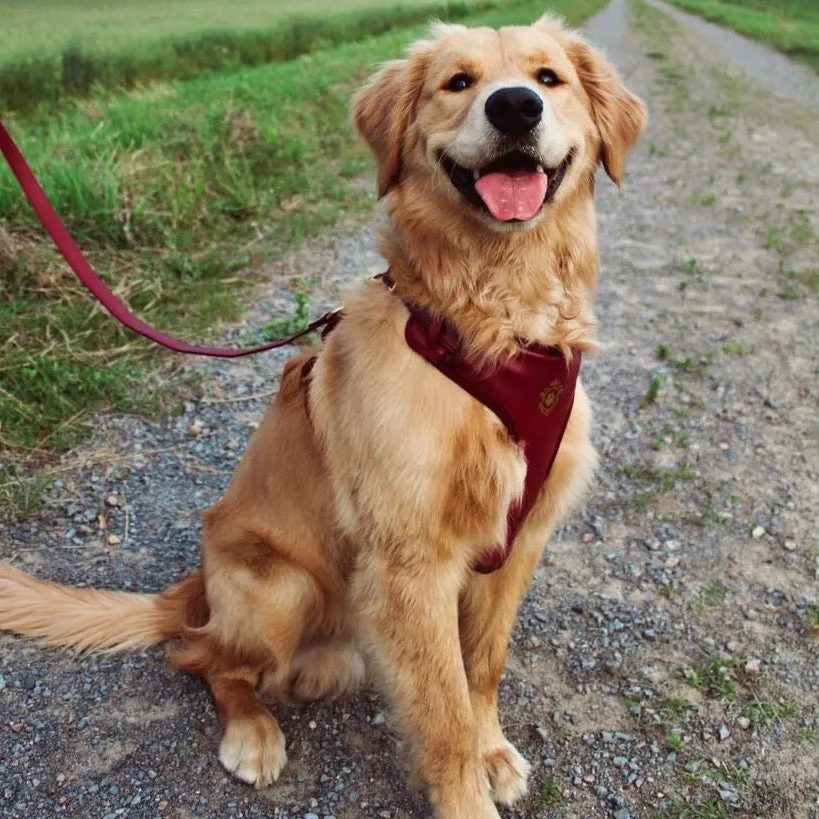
483;741;531;806
218;712;287;788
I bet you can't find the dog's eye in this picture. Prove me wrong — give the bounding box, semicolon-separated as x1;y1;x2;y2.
445;72;474;92
536;68;561;87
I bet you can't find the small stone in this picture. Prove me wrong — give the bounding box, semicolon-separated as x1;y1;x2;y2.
744;658;761;675
107;534;121;547
718;442;729;451
105;495;119;507
613;756;629;768
718;724;730;741
783;540;796;552
308;720;317;730
643;629;657;641
737;717;751;729
684;760;700;773
665;556;680;569
372;712;385;726
719;788;740;804
751;525;765;539
188;420;204;437
614;809;632;819
226;439;240;451
583;774;596;784
76;524;92;537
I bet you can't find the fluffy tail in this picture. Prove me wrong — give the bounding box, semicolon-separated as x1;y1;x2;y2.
0;562;206;654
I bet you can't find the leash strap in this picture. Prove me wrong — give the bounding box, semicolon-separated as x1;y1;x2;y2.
0;119;337;358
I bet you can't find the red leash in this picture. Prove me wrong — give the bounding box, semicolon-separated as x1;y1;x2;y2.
0;120;336;358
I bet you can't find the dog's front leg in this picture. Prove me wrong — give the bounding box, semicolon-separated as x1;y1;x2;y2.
459;532;547;807
354;554;500;819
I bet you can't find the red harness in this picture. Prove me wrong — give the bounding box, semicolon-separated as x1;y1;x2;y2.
307;277;581;574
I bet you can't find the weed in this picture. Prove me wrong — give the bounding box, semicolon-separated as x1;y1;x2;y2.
680;656;738;701
657;343;670;360
708;104;730;118
539;778;563;809
263;287;312;340
642;373;663;407
682;257;703;275
796;728;819;744
721;342;747;355
662;795;731;818
806;604;819;631
699;193;717;206
698;583;728;607
744;693;797;728
0;465;50;523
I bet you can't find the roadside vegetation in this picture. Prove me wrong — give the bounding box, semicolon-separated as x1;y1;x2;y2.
0;0;607;496
666;0;819;71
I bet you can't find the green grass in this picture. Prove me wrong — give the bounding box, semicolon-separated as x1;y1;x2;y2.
0;0;607;500
680;656;739;701
666;0;819;72
0;0;493;113
539;778;564;810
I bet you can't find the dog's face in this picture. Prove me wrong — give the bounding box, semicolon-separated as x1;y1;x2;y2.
354;15;646;232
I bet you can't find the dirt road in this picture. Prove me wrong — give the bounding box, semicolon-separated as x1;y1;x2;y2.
1;1;817;816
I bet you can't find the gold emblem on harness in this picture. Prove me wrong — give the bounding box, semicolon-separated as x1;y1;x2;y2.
539;379;564;416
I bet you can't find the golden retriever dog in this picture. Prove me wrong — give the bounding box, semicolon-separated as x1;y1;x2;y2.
0;13;645;819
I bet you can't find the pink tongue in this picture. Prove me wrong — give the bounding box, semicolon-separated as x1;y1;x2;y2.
474;170;548;222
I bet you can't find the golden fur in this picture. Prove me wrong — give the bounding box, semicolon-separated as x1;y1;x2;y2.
0;14;645;818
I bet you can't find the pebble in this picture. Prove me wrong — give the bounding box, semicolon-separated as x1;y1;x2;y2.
107;534;122;546
614;809;632;819
718;724;730;741
105;494;119;507
744;658;761;675
738;717;751;729
751;525;766;539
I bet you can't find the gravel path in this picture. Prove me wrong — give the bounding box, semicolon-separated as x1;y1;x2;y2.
647;0;819;112
1;1;818;817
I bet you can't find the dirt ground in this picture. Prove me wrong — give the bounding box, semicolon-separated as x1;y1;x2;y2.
1;0;817;817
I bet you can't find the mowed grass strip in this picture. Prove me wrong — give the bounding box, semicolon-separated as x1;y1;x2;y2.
0;0;606;472
1;0;493;113
666;0;819;72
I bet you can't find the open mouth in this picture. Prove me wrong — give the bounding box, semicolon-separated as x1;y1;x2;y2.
440;149;571;223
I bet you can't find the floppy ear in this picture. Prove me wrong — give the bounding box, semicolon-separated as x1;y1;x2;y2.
352;55;429;198
566;37;647;185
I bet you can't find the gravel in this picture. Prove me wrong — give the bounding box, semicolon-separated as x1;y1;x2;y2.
1;0;818;817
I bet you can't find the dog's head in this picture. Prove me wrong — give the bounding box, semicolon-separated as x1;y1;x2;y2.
353;14;646;231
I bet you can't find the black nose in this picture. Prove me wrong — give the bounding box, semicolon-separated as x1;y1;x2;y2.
485;87;543;137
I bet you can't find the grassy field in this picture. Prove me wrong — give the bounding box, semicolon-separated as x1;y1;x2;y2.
0;0;607;483
0;0;490;113
667;0;819;71
3;0;484;59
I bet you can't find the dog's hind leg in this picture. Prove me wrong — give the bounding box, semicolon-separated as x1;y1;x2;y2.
170;525;325;788
207;668;288;788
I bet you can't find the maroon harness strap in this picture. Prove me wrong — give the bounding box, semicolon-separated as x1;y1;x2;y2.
402;306;581;573
0;120;336;358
